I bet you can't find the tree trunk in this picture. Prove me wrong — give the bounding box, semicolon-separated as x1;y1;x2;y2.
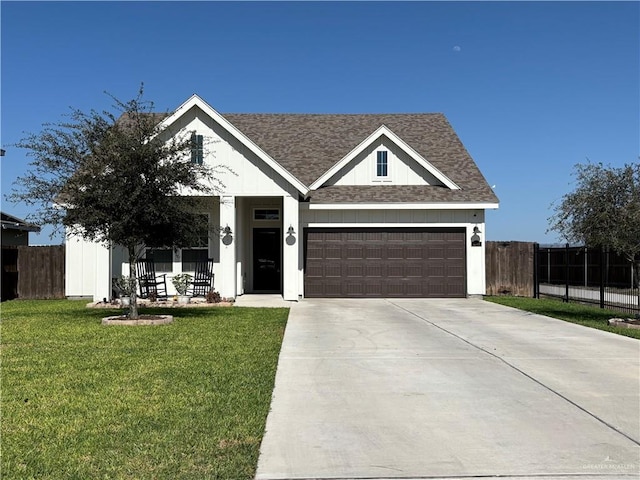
128;248;139;320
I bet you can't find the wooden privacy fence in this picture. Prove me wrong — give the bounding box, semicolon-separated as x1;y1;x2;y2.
16;245;65;299
485;241;535;297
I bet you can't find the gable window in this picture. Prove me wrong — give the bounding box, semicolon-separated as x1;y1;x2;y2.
191;133;204;165
376;150;388;178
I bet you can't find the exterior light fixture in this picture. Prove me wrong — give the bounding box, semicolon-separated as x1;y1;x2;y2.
471;225;482;247
285;224;297;246
222;225;233;245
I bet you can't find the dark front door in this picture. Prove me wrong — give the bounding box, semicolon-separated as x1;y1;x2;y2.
253;228;281;291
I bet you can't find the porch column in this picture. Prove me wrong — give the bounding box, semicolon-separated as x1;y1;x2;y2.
466;222;486;296
282;194;299;301
219;195;237;299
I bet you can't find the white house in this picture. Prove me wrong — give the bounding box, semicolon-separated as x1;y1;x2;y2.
65;95;499;302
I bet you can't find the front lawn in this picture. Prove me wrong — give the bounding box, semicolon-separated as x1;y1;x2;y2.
1;300;288;479
485;296;640;340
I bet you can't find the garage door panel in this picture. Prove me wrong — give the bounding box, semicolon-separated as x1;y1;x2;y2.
365;247;383;260
345;264;364;278
343;281;365;296
387;264;404;277
406;282;426;297
305;228;466;298
306;264;325;278
365;264;383;277
405;264;423;277
385;281;405;297
364;282;384;296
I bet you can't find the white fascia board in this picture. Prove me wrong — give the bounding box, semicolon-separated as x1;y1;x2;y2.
309;124;461;191
158;95;309;196
307;202;499;210
305;222;476;228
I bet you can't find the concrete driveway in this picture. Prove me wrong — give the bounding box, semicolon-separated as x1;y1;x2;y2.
255;298;640;480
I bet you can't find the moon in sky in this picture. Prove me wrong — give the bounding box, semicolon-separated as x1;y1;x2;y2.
453;45;461;52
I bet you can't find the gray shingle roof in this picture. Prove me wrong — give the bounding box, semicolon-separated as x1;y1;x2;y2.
222;113;498;204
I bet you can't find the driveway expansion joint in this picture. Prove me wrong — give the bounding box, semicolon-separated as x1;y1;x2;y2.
385;299;640;448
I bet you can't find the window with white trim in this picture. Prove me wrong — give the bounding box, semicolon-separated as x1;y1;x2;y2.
191;133;204;165
181;214;209;271
376;150;388;178
145;249;173;272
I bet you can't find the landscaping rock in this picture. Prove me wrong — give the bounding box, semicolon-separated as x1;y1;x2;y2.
608;318;640;329
102;314;174;326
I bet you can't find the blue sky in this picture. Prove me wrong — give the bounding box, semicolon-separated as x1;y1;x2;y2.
2;1;638;245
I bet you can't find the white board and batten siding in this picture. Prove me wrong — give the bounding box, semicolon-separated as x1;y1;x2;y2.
65;234;111;300
325;135;445;187
166;106;298;198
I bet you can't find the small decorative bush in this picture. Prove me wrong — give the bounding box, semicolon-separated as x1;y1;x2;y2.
206;289;222;304
113;275;136;297
148;290;158;303
171;273;193;296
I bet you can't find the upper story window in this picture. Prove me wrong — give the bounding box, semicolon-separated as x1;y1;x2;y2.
376;150;388;178
191;133;204;165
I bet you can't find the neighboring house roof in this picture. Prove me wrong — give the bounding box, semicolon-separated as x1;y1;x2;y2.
223;112;498;205
1;212;41;232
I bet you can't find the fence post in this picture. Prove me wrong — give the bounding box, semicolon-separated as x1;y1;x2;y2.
533;243;539;298
584;246;588;287
564;243;570;303
599;245;605;310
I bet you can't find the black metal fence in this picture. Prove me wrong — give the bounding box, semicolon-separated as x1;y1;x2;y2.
535;244;639;315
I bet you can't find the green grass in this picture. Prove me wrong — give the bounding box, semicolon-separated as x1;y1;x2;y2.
485;296;640;340
1;300;289;479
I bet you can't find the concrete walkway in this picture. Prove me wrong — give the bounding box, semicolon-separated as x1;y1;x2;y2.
234;294;294;308
255;298;640;480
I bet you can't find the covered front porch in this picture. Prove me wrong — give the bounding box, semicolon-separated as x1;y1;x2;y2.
114;194;301;301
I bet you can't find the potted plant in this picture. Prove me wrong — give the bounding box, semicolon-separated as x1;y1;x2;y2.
171;273;193;304
113;275;136;307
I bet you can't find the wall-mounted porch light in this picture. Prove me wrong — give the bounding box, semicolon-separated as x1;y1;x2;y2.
471;226;482;247
222;225;233;246
286;224;297;246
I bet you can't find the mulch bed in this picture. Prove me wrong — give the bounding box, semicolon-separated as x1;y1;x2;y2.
88;299;234;309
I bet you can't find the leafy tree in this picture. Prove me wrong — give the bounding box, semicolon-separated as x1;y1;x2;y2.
548;162;640;293
9;86;225;318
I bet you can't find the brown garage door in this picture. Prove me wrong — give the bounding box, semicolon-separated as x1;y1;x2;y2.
304;228;466;298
